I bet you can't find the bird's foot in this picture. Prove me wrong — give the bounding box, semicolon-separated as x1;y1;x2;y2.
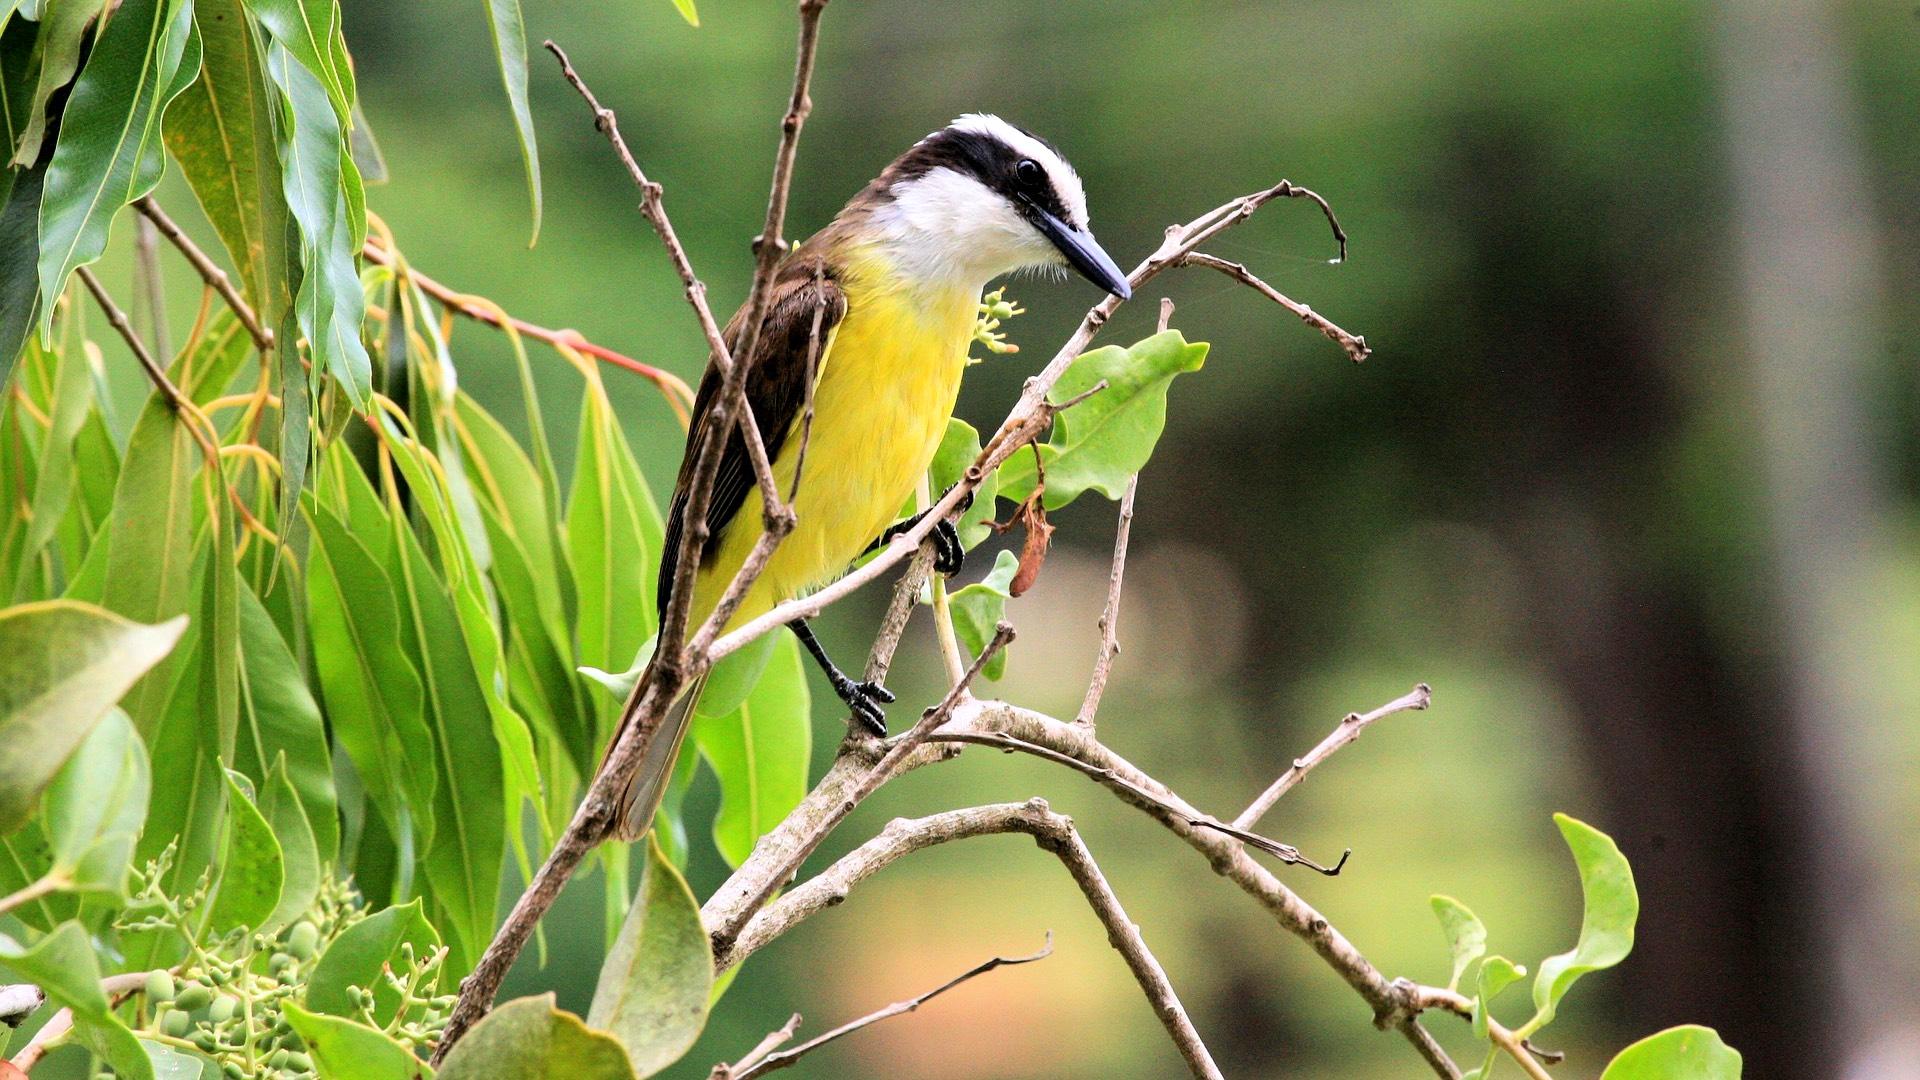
831;673;896;736
881;513;964;576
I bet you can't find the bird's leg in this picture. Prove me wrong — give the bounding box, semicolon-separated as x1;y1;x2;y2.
789;617;894;735
870;488;971;576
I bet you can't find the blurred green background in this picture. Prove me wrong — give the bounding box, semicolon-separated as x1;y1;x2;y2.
108;0;1919;1076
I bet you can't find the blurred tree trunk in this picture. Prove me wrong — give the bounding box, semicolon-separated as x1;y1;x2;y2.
1711;2;1920;1075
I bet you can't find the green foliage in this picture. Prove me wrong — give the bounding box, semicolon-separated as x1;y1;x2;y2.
588;837;712;1076
948;549;1018;680
995;330;1208;510
1599;1025;1742;1079
1523;812;1638;1036
41;708;151;897
0;922;153;1080
0;599;183;833
691;635;811;867
1428;894;1486;995
282;1003;434;1080
482;0;540;244
436;995;634;1080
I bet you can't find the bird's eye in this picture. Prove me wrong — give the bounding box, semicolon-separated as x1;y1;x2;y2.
1015;159;1044;187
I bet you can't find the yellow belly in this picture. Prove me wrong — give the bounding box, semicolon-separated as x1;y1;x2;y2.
691;272;976;628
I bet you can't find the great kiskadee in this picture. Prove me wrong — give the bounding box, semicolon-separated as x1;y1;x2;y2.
612;114;1131;840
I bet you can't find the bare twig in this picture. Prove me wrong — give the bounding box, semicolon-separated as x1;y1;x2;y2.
1075;473;1137;727
711;624;1015;948
1413;984;1551;1080
725;800;1219;1079
717;932;1053;1080
1178;251;1370;363
8;971;154;1071
133;214;171;358
359;238;692;419
135;198;272;352
1233;683;1432;832
77;266;191;417
712;1013;803;1079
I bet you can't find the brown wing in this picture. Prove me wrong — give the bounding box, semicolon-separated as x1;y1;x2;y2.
656;258;846;618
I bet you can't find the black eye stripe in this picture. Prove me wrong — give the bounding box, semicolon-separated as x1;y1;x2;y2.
886;126;1071;222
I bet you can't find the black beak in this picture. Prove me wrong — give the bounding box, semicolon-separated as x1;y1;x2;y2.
1032;206;1132;300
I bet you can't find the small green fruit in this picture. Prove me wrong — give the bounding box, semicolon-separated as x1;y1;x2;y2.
144;970;176;1003
174;981;212;1011
161;1009;191;1037
209;994;238;1023
287;921;321;959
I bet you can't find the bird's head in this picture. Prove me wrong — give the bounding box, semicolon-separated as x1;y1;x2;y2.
861;114;1131;299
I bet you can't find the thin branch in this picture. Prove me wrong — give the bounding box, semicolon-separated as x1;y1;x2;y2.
0;984;43;1029
132;213;172;358
134;198;272;352
1177;252;1369;363
1413;985;1551;1080
711;624;1015;948
717;932;1053;1080
712;1013;802;1079
0;875;61;922
1232;683;1432;832
1075;472;1137;727
77;266;191;417
8;972;154;1071
359;238;692;419
725;801;1219;1079
928;729;1346;874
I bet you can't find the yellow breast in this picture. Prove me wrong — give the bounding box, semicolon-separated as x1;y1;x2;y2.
693;250;977;627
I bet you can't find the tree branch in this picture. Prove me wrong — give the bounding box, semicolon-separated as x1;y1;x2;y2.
1177;251;1369;363
723;801;1220;1079
715;931;1053;1080
133;198;272;353
1075;472;1137;727
1233;682;1432;831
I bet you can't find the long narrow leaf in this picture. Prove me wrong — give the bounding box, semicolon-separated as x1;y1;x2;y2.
482;0;540;244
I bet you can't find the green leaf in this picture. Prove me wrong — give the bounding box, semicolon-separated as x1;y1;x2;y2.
35;0;201;337
1472;955;1526;1041
387;506;506;976
142;1039;213;1079
667;0;697;27
243;0;350;121
948;549;1018;680
436;995;634;1080
237;583;339;862
262;38;369;404
1600;1025;1742;1080
928;417;997;549
0;154;45;379
1430;894;1488;995
588;836;712;1076
42;707;149;895
0;598;184;833
9;0;108;167
482;0;539;244
692;634;810;867
995;330;1208;509
165;0;292;317
306;501;435;866
206;769;285;933
282;1002;434;1080
257;756;320;936
99;397;199;730
304;897;441;1027
568;379;663;747
15;304;95;576
1524;813;1638;1036
693;629;777;720
0;922;153;1080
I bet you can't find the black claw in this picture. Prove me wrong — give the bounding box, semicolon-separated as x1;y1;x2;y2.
832;674;893;736
931;519;964;576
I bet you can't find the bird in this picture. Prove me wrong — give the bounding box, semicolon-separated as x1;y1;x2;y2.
610;114;1132;841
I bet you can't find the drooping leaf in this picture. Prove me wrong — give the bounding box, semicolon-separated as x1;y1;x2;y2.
928;417;998;549
1471;955;1526;1041
282;1003;434;1080
14;306;94;578
304;897;441;1027
41;707;149;895
9;0;108;167
691;634;809;867
482;0;539;244
568;377;663;746
1430;894;1488;995
205;769;285;933
0;922;153;1080
165;0;292;316
305;501;435;861
1599;1025;1742;1080
1525;813;1637;1035
0;599;184;833
243;0;350;121
0;155;45;380
257;756;320;936
435;995;634;1080
236;582;339;862
587;836;710;1075
99;396;199;730
261;38;369;404
35;0;200;337
995;330;1208;509
947;548;1018;681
